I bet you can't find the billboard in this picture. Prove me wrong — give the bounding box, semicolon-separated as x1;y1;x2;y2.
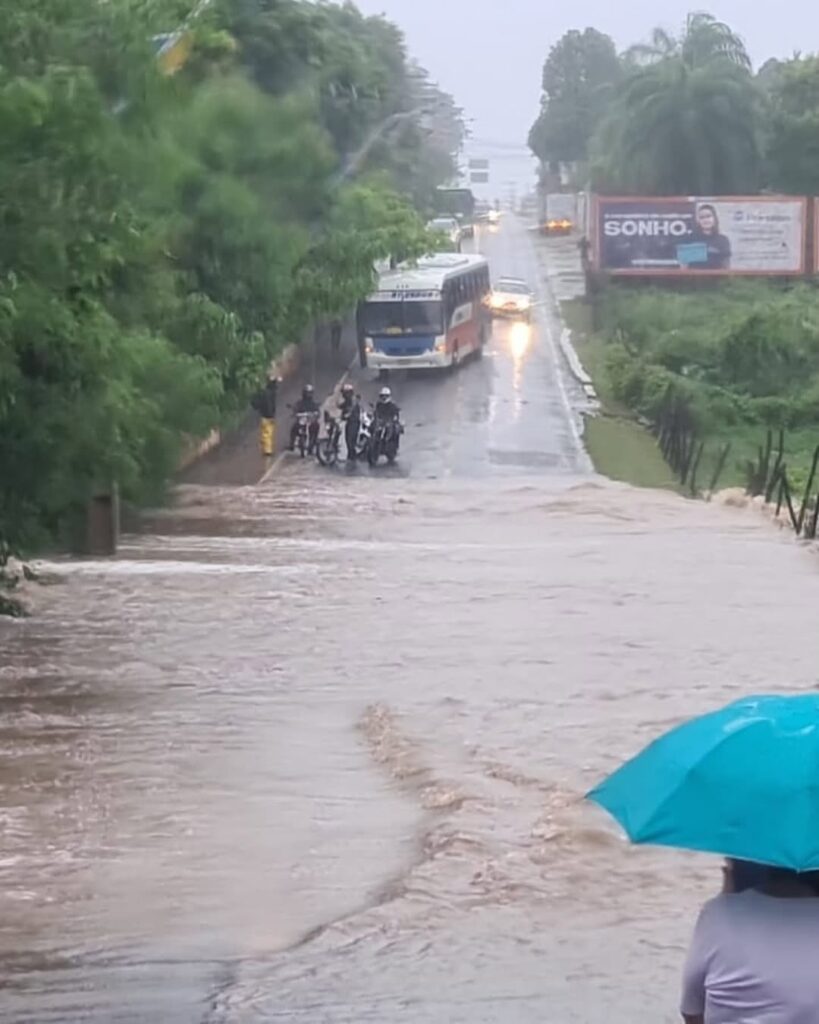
595;196;807;276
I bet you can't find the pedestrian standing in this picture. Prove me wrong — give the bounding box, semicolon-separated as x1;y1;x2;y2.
251;374;280;456
680;858;819;1024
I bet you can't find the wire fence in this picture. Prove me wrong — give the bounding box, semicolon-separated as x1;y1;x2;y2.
653;387;819;540
745;429;819;541
653;386;731;498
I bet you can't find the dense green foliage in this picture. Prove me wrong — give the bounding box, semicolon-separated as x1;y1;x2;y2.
764;57;819;195
600;285;819;427
589;285;819;486
0;0;462;550
531;11;819;197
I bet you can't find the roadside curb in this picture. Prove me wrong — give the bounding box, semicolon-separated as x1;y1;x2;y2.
532;235;597;403
558;327;597;400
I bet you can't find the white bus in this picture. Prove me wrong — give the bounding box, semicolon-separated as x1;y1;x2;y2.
359;254;491;372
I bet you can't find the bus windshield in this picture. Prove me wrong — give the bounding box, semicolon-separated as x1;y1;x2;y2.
362;299;443;335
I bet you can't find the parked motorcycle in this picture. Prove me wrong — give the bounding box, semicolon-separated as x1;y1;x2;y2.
354;408;374;460
316;411;342;467
367;413;403;466
291;409;320;457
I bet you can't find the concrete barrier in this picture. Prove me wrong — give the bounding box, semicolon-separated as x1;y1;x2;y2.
178;429;222;470
558;327;597;399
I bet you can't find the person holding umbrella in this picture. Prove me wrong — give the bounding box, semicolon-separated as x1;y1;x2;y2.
587;694;819;1024
680;858;819;1023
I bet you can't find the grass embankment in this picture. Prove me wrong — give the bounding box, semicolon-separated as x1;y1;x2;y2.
563;283;819;495
562;300;681;490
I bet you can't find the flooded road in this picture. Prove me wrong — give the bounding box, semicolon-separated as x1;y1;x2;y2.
3;220;819;1022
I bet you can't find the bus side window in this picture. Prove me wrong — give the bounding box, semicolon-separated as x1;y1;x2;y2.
444;281;456;323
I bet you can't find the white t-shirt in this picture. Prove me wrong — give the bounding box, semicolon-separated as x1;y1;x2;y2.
681;890;819;1023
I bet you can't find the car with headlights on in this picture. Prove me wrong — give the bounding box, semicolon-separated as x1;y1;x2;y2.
489;277;533;320
427;216;462;251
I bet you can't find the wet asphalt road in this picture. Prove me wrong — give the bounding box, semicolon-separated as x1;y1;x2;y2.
299;216;592;482
5;218;819;1023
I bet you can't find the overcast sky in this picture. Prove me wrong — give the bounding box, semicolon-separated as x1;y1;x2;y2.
355;0;818;190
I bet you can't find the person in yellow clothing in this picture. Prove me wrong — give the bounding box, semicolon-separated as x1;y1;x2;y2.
251;375;281;456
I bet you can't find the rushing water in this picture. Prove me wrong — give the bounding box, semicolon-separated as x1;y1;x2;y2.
2;472;818;1022
3;219;817;1020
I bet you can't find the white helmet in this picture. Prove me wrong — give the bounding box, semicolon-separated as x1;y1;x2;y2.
378;386;392;401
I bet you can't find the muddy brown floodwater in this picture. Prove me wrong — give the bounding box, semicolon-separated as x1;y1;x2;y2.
3;220;819;1022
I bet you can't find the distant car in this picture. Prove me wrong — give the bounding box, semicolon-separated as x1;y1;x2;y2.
475;203;500;226
455;213;475;239
427;216;462;250
489;277;533;320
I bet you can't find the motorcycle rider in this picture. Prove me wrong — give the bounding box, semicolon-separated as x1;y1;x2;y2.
370;385;402;462
337;382;361;461
289;383;320;452
374;385;400;425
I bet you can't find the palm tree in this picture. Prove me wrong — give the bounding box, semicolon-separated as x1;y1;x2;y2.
594;12;760;194
626;12;751;70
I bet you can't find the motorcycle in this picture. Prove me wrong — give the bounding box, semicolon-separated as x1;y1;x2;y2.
316;410;342;467
367;412;403;466
353;408;373;460
290;408;320;457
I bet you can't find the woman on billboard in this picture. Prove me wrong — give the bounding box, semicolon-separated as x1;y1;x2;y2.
688;203;732;270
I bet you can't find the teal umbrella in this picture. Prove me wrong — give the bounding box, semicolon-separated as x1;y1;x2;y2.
587;694;819;871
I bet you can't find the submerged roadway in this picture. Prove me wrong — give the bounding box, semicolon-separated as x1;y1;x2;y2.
3;218;819;1023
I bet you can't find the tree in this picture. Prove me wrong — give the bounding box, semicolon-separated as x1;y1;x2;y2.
625;12;751;70
218;0;463;201
528;28;622;168
0;0;457;554
290;181;434;325
592;14;761;194
765;57;819;195
0;0;221;548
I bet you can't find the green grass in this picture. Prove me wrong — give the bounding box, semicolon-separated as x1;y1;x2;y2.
698;424;819;493
562;299;682;492
564;287;819;498
584;415;681;490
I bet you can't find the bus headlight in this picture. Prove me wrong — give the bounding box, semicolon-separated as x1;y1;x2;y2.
435;339;447;353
